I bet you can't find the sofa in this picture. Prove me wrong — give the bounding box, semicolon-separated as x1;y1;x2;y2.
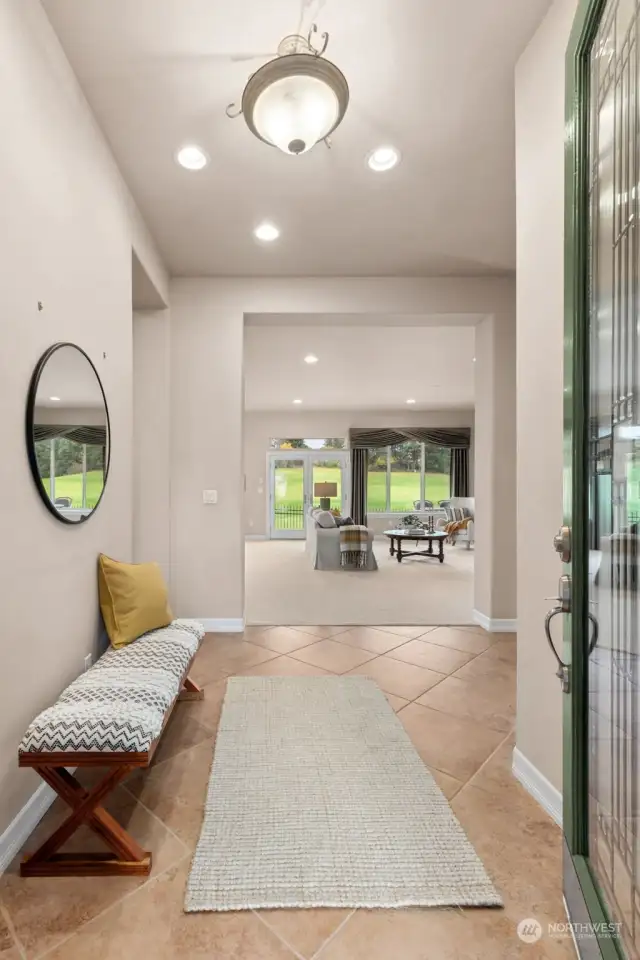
437;497;475;548
305;507;378;570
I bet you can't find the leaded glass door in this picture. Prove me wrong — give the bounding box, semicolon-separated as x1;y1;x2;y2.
565;1;640;956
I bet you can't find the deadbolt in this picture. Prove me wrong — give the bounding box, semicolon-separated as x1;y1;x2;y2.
553;525;571;563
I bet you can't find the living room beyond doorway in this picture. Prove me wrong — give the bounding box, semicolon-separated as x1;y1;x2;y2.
243;320;476;628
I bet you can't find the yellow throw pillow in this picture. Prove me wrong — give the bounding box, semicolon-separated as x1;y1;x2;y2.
98;554;173;649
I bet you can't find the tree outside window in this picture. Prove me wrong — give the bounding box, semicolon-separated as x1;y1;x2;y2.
366;441;451;513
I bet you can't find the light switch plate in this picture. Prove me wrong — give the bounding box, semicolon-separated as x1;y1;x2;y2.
203;489;218;504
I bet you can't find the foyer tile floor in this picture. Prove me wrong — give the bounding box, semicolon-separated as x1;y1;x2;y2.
0;625;573;959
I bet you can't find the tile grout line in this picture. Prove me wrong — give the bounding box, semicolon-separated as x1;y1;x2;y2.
454;728;515;798
251;910;308;960
32;851;193;960
394;687;513;735
310;908;357;960
131;712;221;774
119;781;195;858
0;900;27;960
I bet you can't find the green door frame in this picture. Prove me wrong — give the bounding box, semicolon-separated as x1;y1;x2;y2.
564;1;626;956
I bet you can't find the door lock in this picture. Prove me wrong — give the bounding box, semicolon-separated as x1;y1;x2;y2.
553;525;571;563
546;574;572;612
553;526;571;563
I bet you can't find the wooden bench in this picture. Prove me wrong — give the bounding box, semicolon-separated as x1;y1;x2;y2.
18;619;205;878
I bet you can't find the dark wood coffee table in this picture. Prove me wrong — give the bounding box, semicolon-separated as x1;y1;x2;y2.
384;529;447;563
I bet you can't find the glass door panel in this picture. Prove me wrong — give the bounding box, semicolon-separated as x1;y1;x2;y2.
270;457;305;539
311;457;346;513
585;1;640;953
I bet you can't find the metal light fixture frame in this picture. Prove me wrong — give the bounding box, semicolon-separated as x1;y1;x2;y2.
226;24;350;150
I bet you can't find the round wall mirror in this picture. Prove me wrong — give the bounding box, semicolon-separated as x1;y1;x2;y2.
26;343;110;523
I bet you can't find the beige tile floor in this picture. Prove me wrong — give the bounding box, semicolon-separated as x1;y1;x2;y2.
0;625;574;960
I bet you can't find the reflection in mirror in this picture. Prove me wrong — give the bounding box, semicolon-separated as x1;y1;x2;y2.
27;343;110;523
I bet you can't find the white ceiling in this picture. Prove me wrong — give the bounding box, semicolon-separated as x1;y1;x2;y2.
35;347;105;408
243;325;475;410
43;0;551;277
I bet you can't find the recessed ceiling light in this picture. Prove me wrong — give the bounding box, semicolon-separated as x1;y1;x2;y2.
49;396;61;402
293;398;303;404
304;354;319;364
472;357;476;362
367;145;400;172
254;222;280;242
406;398;416;405
176;145;209;170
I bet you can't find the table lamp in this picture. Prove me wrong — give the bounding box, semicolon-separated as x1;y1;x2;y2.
314;482;338;510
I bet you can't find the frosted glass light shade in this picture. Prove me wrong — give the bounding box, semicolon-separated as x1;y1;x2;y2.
253;74;339;155
240;53;349;155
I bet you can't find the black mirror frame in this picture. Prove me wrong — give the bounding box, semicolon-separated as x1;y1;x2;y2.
25;342;111;525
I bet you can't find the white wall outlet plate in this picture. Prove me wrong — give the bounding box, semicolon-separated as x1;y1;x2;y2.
203;489;218;504
84;653;93;672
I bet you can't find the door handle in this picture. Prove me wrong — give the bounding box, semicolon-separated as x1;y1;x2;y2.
544;597;598;694
587;611;598;654
544;607;571;693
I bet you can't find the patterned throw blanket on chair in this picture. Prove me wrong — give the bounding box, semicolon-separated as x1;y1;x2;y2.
340;524;369;568
444;517;471;543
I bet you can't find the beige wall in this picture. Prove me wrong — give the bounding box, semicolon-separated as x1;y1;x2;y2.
515;0;576;791
0;0;164;835
169;282;245;622
133;310;172;594
244;409;475;537
474;312;517;622
167;277;514;625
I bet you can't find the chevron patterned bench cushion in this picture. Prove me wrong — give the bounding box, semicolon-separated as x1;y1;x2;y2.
19;619;205;755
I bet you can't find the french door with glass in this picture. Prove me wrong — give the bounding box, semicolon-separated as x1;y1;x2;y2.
561;2;640;956
268;451;349;539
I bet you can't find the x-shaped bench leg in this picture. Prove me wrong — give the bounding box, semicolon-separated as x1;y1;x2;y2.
178;674;204;701
21;766;151;877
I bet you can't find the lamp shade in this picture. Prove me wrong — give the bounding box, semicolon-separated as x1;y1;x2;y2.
314;482;338;497
253;74;339;155
241;53;349;156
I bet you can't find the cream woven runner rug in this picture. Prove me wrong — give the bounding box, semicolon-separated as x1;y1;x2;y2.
184;676;501;912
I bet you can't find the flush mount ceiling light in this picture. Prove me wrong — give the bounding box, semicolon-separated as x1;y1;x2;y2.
226;25;349;156
49;396;61;402
367;145;400;172
293;398;303;404
304;354;319;364
406;398;416;405
176;144;209;170
254;222;280;242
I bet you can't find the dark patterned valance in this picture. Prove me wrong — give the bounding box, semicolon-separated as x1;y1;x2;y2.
349;427;471;449
33;424;107;446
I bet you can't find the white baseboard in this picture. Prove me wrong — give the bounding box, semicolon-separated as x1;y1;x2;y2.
472;609;517;633
199;618;245;633
0;771;75;875
512;747;563;826
245;535;267;541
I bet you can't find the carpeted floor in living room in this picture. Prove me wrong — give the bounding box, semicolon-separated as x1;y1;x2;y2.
0;624;572;959
245;539;474;626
